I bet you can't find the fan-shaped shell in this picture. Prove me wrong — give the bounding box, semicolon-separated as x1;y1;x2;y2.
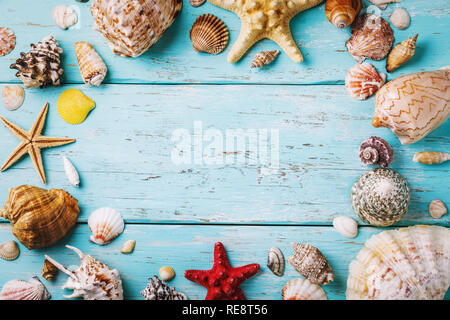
0;277;51;300
282;278;327;300
325;0;362;29
88;207;124;245
347;225;450;300
0;240;19;261
190;14;229;55
429;200;447;219
0;27;15;56
386;34;418;73
345;63;385;100
75;42;107;86
2;85;24;111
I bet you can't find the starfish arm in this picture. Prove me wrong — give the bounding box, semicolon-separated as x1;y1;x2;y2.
213;242;232;269
232;263;260;282
0;141;29;172
208;0;240;14
287;0;324;16
28;144;46;183
184;269;211;287
34;136;76;149
0;117;30;142
269;27;303;63
228;25;263;63
29;103;49;138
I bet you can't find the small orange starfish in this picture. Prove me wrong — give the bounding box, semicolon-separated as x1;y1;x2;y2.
0;103;75;183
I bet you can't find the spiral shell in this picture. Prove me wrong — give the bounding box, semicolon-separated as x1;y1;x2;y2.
333;216;358;238
2;85;24;111
52;5;78;30
120;239;136;254
325;0;362;29
88;207;124;245
389;7;410;30
413;152;450;165
0;27;15;56
159;266;175;281
63;156;80;187
190;0;206;7
345;63;386;100
0;241;20;261
190;14;229;55
267;247;285;276
42;259;58;281
0;277;51;300
282;278;327;300
386;34;418;73
429;200;447;219
251;50;280;68
75;42;107;86
359;136;393;167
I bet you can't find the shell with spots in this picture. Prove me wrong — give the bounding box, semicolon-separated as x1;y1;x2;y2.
0;27;16;56
251;50;280;68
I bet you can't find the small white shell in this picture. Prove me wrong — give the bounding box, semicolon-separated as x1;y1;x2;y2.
333;216;358;238
0;241;20;261
159;266;175;281
52;5;77;29
88;207;124;245
63;156;80;187
2;85;24;111
282;278;327;300
389;8;410;30
429;200;447;219
120;240;136;254
0;277;51;300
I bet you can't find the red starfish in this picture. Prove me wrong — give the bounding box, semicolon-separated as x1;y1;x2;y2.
184;242;260;300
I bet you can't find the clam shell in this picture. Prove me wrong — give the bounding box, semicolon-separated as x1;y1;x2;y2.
2;85;24;111
413;151;450;165
52;5;77;30
88;207;124;245
159;266;175;281
282;278;327;300
390;7;410;30
190;0;206;7
386;34;418;73
120;239;136;254
190;14;229;55
345;63;385;100
0;27;15;56
0;240;20;261
251;50;280;68
0;277;51;300
267;247;285;276
75;42;107;86
42;259;58;281
429;200;447;219
333;216;358;238
57;89;95;125
63;156;80;187
325;0;362;29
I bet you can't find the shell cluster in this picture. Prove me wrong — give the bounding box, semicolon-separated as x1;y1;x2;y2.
2;85;24;111
88;207;124;245
386;34;418;73
282;278;327;300
251;50;280;68
267;247;285;276
413;151;450;165
141;276;187;300
429;200;447;219
0;277;51;300
0;27;15;56
345;63;386;100
190;14;229;55
359;136;393;167
0;240;20;261
75;42;107;86
52;5;78;30
333;216;358;238
325;0;362;29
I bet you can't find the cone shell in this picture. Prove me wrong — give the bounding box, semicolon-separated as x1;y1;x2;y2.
386;34;418;73
120;239;136;254
373;68;450;145
190;14;229;55
429;200;447;219
2;85;24;111
347;225;450;300
57;89;95;125
190;0;206;7
42;259;58;281
88;207;124;245
333;216;358;238
282;278;327;300
413;151;450;165
345;63;386;100
0;277;51;300
90;0;182;57
0;241;20;261
0;27;15;56
52;5;78;30
0;185;79;250
267;247;285;276
325;0;362;29
75;42;107;86
251;50;280;68
63;156;80;187
390;7;410;30
346;14;394;63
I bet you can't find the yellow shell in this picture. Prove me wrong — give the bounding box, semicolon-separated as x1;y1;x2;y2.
386;34;418;73
57;89;95;125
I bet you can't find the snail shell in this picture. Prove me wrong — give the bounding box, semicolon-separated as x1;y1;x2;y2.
251;50;280;68
386;34;418;73
325;0;362;29
267;247;285;276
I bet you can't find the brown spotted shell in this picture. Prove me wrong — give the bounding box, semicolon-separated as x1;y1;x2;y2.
345;63;386;100
190;14;229;55
386;34;418;73
0;27;16;56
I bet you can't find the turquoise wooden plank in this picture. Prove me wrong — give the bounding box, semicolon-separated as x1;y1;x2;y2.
0;84;448;225
0;0;448;84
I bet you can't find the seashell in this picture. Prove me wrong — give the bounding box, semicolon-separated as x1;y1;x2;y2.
347;225;450;300
42;259;58;281
88;207;124;245
0;27;16;56
325;0;362;29
63;156;80;187
0;241;20;261
250;50;280;68
282;278;327;300
120;239;136;254
75;42;107;86
267;247;285;276
159;266;175;281
0;277;51;300
57;89;95;125
390;8;410;30
429;200;447;219
45;245;123;300
288;243;334;285
373;67;450;145
190;0;206;7
345;63;386;100
359;136;393;167
346;14;394;63
386;34;418;73
2;85;24;111
333;216;358;238
413;151;450;165
0;185;79;250
141;276;187;300
368;0;402;10
52;5;78;30
10;35;64;88
90;0;182;57
351;168;410;227
190;14;229;55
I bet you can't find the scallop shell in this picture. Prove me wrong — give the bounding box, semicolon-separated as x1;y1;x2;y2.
190;14;229;55
120;239;136;254
57;89;95;125
159;266;175;281
0;277;51;300
75;42;107;86
413;151;450;165
282;278;327;300
52;5;78;30
42;259;58;281
190;0;206;7
251;50;280;68
368;0;402;10
345;63;386;100
386;34;418;73
88;207;124;245
267;247;285;276
0;27;16;56
347;225;450;300
389;7;410;30
429;200;447;219
288;243;334;285
2;85;24;111
346;14;394;63
333;216;358;238
0;241;20;261
325;0;362;29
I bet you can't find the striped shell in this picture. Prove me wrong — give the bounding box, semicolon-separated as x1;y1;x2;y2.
386;34;418;73
267;247;285;276
0;277;51;300
325;0;362;29
0;241;19;261
88;207;124;245
429;200;447;219
345;63;385;100
251;50;280;68
413;152;450;165
282;278;327;300
190;0;206;7
190;14;229;55
2;85;24;111
0;27;15;56
75;42;107;86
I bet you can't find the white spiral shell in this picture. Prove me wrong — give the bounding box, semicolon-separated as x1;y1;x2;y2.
88;207;124;245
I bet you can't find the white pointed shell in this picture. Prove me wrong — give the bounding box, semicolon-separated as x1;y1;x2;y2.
0;240;20;261
120;239;136;254
282;278;327;300
88;207;124;245
333;216;358;238
2;85;24;111
429;200;447;219
0;277;51;300
390;8;410;30
63;156;80;187
52;5;78;29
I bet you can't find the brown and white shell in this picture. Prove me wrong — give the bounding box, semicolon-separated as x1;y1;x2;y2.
267;247;285;276
429;200;447;219
325;0;362;29
190;14;229;55
2;85;24;111
359;136;393;167
282;278;327;300
251;50;280;68
42;259;58;281
0;277;51;300
90;0;182;57
386;34;418;73
288;243;334;285
0;27;16;56
346;14;394;63
75;42;107;86
190;0;206;7
0;240;20;261
345;63;386;100
413;151;450;165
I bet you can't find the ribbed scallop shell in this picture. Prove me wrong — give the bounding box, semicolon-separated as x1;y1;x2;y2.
0;241;19;261
282;278;327;300
386;34;418;72
345;63;385;100
88;207;124;245
2;85;24;111
190;0;206;7
429;200;447;219
325;0;362;29
347;225;450;300
190;14;229;55
413;151;450;165
251;50;280;68
75;42;107;86
0;27;15;56
0;277;51;300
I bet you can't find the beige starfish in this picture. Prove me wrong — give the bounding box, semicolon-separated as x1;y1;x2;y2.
208;0;324;63
0;103;75;183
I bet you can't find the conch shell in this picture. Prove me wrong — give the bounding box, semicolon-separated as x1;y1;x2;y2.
325;0;362;29
0;185;79;249
386;34;418;73
373;67;450;145
75;41;107;86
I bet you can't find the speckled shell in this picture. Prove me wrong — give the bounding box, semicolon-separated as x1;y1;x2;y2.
413;151;450;165
282;278;327;300
325;0;362;29
390;8;410;30
333;216;358;238
0;241;19;261
345;63;386;100
190;14;229;55
90;0;182;57
52;5;78;29
267;247;285;276
88;207;124;245
141;276;187;300
386;34;418;73
0;277;51;300
2;85;24;111
351;168;410;227
0;185;79;250
429;200;447;219
373;68;450;145
75;42;107;86
288;243;334;285
347;225;450;300
251;50;280;68
0;27;16;56
190;0;206;7
346;14;394;63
